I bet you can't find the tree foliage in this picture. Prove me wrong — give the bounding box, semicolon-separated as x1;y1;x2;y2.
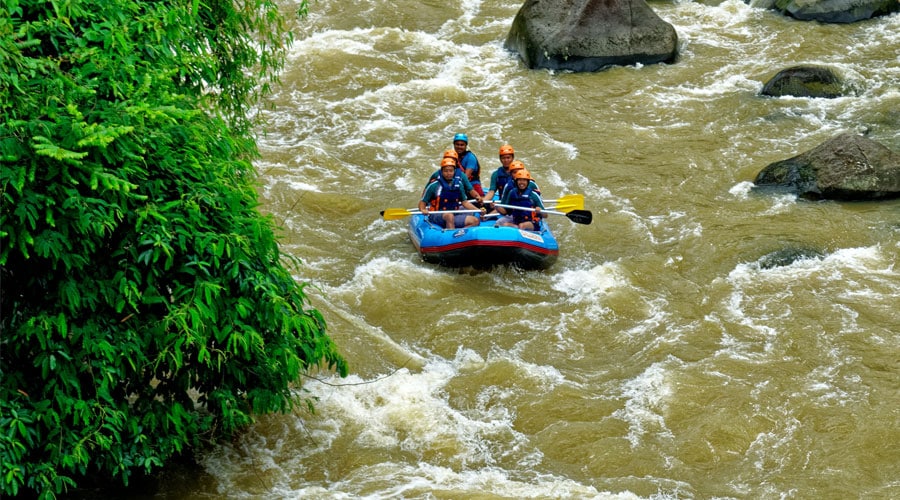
0;0;347;497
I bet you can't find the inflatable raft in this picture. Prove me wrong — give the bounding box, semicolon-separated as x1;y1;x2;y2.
407;214;559;270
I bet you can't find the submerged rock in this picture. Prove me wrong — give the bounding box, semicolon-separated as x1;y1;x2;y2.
760;65;847;98
757;248;824;269
754;133;900;201
504;0;678;72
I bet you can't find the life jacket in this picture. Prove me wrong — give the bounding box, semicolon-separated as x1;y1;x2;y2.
430;173;466;211
506;186;540;227
496;167;512;198
460;151;481;184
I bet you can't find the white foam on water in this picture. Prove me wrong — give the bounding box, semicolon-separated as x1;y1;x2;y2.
656;71;762;103
288;28;376;60
669;0;761;32
570;178;622;213
490;343;571;390
620;297;675;351
391;171;420;192
271;178;322;194
613;359;678;448
761;193;798;215
664;1;777;74
550;263;627;320
645;211;703;246
728;180;755;198
254;159;323;199
329;256;438;303
357;117;407;138
363;217;409;243
321;462;645;499
732;245;889;281
201;350;643;499
715;244;896;359
456;0;484;26
551;262;626;298
804;362;868;407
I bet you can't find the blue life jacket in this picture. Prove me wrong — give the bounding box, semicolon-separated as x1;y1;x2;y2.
460;151;481;184
507;187;540;227
496;168;512;198
434;174;466;211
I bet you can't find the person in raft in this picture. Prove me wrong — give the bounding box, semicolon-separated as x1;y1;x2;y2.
484;158;542;216
505;159;541;196
483;144;517;210
496;168;545;231
453;133;483;197
424;149;483;203
425;150;462;185
419;157;485;229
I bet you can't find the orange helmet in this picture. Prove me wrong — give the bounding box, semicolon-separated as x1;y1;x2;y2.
440;157;457;168
508;160;525;172
512;169;532;181
443;149;459;160
498;144;514;156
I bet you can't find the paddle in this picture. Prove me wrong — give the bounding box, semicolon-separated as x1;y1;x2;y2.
542;194;584;206
547;198;584;211
545;200;583;213
559;209;592;225
493;202;580;214
487;194;583;211
492;203;592;225
381;208;481;220
487;198;581;211
381;195;584;221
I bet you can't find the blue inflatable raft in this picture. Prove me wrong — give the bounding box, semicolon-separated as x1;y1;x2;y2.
407;214;559;270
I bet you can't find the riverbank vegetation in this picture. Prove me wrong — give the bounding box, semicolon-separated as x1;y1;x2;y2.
0;0;347;497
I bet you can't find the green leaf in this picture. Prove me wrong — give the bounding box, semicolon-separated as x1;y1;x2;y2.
32;137;89;163
2;1;347;497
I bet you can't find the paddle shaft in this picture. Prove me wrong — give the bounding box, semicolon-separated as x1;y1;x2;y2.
382;194;583;220
492;203;547;215
492;203;592;225
541;194;584;204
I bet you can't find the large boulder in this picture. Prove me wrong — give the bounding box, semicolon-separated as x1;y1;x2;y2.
754;133;900;201
771;0;900;23
760;65;847;98
504;0;678;72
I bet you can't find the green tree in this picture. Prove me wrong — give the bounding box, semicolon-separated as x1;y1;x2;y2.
0;0;347;497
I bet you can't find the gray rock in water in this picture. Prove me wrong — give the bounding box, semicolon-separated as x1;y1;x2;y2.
772;0;900;23
760;65;847;98
757;248;824;269
504;0;678;72
754;133;900;201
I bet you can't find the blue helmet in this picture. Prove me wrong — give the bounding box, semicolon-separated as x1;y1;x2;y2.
453;133;468;144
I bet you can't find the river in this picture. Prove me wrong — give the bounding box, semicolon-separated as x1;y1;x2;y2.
158;1;899;498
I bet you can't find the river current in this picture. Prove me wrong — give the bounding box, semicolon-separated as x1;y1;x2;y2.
159;1;899;498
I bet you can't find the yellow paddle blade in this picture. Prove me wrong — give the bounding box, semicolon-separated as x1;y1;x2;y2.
543;194;584;211
549;199;583;213
544;194;584;205
555;194;584;206
381;208;415;220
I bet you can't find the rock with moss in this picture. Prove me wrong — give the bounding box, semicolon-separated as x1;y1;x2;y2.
754;133;900;200
760;65;847;98
504;0;678;72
